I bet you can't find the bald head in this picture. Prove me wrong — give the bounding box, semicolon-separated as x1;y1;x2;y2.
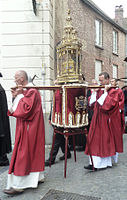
14;70;28;86
91;79;98;85
110;78;117;87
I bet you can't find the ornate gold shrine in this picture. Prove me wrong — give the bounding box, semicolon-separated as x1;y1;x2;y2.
47;11;90;177
56;10;83;84
51;10;88;128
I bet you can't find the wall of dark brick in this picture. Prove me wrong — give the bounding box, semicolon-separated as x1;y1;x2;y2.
55;0;126;87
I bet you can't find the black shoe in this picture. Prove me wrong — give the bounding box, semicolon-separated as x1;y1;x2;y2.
45;159;55;167
3;188;24;195
59;154;71;161
84;164;97;171
0;159;9;166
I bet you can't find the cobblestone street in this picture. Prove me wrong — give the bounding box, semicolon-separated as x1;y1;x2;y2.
0;135;127;200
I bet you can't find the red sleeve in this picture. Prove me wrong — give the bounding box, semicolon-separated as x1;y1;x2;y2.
101;89;119;112
11;89;41;120
118;89;124;111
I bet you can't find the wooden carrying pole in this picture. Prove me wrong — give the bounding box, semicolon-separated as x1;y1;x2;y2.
24;85;62;90
11;85;62;91
87;85;116;89
11;85;116;90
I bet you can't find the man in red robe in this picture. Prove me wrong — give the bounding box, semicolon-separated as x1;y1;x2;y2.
84;72;124;170
110;78;125;134
4;70;45;195
110;78;125;163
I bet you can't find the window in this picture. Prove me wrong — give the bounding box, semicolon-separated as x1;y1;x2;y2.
95;60;102;82
95;19;102;47
113;30;118;54
112;64;118;78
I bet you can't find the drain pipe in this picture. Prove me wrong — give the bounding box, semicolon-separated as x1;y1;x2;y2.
41;65;46;114
125;34;127;79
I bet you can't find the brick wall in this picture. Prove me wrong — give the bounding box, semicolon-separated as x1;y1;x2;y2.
55;0;126;87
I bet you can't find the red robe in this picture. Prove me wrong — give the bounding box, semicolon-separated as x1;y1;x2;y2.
85;88;124;157
8;88;45;176
117;88;125;134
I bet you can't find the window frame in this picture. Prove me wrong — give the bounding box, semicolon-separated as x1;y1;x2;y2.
95;60;102;82
112;64;118;78
95;19;103;48
112;30;118;55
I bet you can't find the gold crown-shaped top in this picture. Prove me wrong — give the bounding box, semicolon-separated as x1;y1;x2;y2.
56;10;83;84
57;10;82;49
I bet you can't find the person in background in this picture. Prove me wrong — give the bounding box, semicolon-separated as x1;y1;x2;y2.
122;86;127;133
110;78;118;87
0;72;11;166
45;95;71;167
84;72;124;170
4;70;45;195
110;78;124;118
110;78;125;161
87;79;98;131
122;86;127;117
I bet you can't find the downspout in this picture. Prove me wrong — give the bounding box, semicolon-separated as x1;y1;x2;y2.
125;34;127;80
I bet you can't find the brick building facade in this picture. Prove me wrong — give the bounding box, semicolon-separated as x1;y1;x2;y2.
55;0;127;87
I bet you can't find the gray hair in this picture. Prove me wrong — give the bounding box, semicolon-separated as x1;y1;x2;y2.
99;72;110;79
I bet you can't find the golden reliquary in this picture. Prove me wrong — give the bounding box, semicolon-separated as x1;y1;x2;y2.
56;10;83;84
